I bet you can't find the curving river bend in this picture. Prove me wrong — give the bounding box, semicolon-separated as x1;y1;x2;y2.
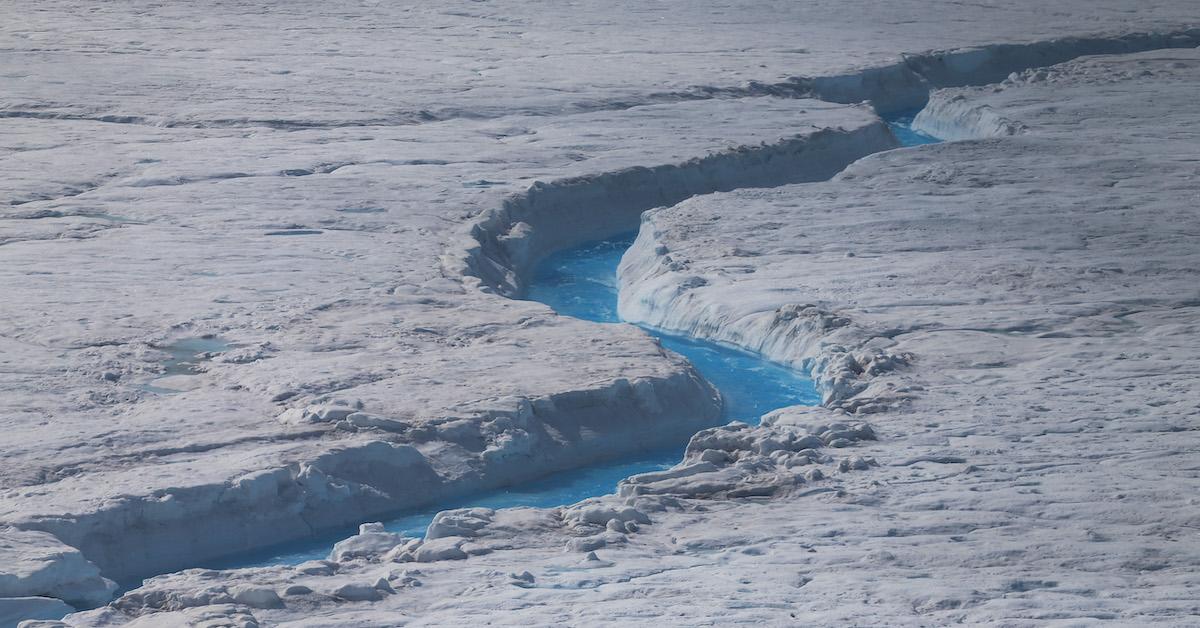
208;113;934;571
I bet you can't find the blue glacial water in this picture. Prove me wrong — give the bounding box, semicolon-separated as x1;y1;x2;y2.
885;109;942;147
213;109;938;572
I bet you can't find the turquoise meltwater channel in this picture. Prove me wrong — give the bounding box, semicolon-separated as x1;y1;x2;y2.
202;111;936;572
884;109;942;147
206;233;819;571
525;233;819;422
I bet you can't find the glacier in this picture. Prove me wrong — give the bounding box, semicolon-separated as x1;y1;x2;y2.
2;1;1200;626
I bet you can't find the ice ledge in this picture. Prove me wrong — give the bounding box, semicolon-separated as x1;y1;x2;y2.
8;369;718;594
0;528;116;609
912;94;1026;141
617;224;911;411
762;28;1200;113
452;114;896;298
15;27;1200;620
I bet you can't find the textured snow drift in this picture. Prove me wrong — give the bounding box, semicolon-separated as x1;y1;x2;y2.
2;1;1200;625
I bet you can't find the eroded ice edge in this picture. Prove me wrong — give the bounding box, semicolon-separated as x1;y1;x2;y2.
209;230;822;570
28;106;927;603
159;111;932;574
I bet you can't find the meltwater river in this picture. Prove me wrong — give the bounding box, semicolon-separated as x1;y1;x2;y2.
211;232;817;569
206;113;935;571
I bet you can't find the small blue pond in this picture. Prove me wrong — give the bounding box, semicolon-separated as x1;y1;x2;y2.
201;450;677;569
137;337;232;395
208;110;937;572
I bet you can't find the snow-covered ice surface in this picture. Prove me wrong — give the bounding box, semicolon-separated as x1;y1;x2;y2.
5;1;1198;126
1;90;893;588
615;50;1200;624
210;230;822;570
3;1;1200;625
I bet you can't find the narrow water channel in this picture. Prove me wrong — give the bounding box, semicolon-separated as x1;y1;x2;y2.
211;232;818;570
884;109;941;146
207;111;935;572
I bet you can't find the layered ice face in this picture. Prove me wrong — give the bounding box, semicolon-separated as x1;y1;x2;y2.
884;110;944;147
527;233;820;424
